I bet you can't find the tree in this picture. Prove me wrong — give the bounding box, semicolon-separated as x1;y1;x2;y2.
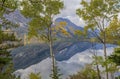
89;38;101;79
90;50;101;79
0;0;18;29
109;48;120;66
105;59;118;79
0;29;20;79
0;0;20;79
105;16;120;44
68;64;98;79
0;0;18;72
29;72;41;79
89;38;118;79
19;0;65;79
50;64;62;79
92;56;102;79
76;0;120;79
0;63;20;79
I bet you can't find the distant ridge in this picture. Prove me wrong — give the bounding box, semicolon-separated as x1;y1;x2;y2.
4;10;84;38
12;41;92;70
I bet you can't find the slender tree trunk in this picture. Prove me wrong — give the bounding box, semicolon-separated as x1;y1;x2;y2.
104;43;109;79
103;31;108;79
94;54;101;79
96;64;101;79
92;42;101;79
94;53;101;78
48;24;56;79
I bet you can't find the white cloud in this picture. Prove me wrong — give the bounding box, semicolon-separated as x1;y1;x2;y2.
65;16;85;27
14;45;115;79
54;0;85;27
55;0;120;27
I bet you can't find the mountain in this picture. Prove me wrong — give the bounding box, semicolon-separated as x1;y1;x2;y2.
4;9;29;37
6;10;89;70
55;18;83;31
4;10;92;70
55;18;84;38
12;41;92;70
4;10;84;38
14;44;116;79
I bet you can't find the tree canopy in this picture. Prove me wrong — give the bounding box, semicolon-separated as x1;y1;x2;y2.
76;0;120;79
20;0;65;79
76;0;120;42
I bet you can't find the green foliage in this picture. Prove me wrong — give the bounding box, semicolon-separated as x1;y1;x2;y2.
0;32;16;43
76;0;120;41
105;59;118;73
68;64;98;79
0;30;20;79
20;0;63;18
92;55;118;79
77;1;120;79
20;0;65;42
92;56;104;65
0;72;19;79
29;72;41;79
94;56;118;73
0;0;20;79
109;48;120;65
0;0;18;16
0;33;19;74
50;64;62;79
115;76;120;79
0;63;20;79
20;1;64;79
105;16;120;44
69;55;118;79
1;17;19;29
0;0;19;30
0;32;20;79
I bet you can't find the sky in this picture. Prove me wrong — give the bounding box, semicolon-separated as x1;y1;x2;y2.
55;0;120;27
55;0;85;27
18;0;84;27
18;0;120;27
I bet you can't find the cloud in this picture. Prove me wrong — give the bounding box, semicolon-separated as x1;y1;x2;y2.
14;45;115;79
55;0;120;27
54;0;85;27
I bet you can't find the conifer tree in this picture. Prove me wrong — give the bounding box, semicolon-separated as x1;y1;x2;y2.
0;0;20;79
